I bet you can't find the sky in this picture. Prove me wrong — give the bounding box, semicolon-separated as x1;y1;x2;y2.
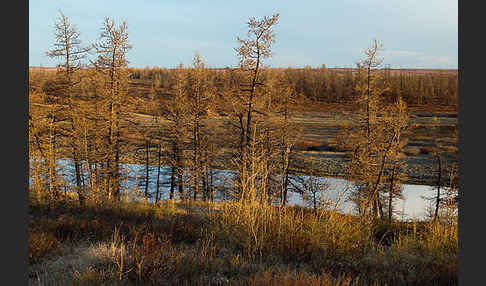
29;0;458;69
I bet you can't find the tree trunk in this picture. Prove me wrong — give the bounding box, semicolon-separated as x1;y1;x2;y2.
377;192;385;219
113;138;120;200
434;155;442;220
370;133;397;219
169;166;175;200
144;141;150;199
47;114;58;201
283;169;289;206
155;143;161;203
388;162;397;221
202;163;208;201
281;145;290;207
209;168;214;202
245;54;260;146
178;167;184;200
193;114;200;201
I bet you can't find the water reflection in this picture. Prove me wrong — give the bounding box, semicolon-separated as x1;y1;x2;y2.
31;158;436;220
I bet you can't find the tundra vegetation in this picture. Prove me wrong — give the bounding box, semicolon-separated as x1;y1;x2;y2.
29;11;458;285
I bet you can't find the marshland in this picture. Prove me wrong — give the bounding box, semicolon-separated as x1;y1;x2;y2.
29;7;458;286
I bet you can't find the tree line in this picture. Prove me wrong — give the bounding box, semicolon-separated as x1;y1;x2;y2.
126;66;457;109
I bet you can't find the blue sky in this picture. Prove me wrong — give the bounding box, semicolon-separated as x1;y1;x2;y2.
29;0;458;69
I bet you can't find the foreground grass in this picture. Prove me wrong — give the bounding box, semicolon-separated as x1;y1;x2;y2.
29;197;457;285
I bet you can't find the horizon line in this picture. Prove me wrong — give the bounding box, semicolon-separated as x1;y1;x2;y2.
29;66;458;71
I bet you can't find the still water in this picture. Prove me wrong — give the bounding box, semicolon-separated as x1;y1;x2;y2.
34;159;437;221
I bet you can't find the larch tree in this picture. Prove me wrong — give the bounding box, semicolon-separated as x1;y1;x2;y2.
343;39;409;220
272;71;300;207
379;97;409;221
235;13;279;147
344;39;385;218
77;68;108;202
46;10;91;204
30;63;72;203
28;112;51;201
93;17;132;201
166;64;189;201
232;13;280;203
187;52;213;200
146;83;165;203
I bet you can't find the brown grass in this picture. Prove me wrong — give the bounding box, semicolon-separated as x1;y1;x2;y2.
29;196;457;286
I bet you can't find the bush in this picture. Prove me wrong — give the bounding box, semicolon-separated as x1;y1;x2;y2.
29;229;61;263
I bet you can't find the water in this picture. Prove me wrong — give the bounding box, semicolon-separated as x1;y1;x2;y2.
31;158;436;220
279;174;435;220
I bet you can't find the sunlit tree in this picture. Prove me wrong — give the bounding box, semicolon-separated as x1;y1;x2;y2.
93;17;132;200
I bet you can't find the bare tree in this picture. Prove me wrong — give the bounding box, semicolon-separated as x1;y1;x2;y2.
146;84;165;203
28;111;59;202
235;13;279;147
343;39;409;220
426;122;459;221
186;52;213;200
166;65;189;201
231;14;280;203
92;17;132;200
380;98;409;221
46;11;90;204
76;68;109;203
272;72;300;206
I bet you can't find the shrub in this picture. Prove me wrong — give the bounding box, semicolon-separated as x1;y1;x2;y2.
29;229;61;263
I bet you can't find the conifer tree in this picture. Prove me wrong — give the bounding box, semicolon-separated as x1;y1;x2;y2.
344;39;409;220
235;13;279;147
167;65;189;200
187;52;213;200
232;14;279;203
93;17;132;200
46;11;91;204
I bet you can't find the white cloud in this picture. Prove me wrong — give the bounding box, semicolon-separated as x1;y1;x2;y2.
421;55;457;66
381;50;421;57
379;49;457;68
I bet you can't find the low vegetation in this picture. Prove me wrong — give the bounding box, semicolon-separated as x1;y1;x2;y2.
29;196;457;285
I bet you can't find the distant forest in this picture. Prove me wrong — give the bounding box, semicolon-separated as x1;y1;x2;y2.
31;66;458;111
127;66;458;108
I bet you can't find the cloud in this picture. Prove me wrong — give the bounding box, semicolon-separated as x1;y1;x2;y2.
381;50;421;57
421;55;457;65
379;49;457;68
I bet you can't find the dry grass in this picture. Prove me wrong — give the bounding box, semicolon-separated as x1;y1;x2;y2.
29;197;457;285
